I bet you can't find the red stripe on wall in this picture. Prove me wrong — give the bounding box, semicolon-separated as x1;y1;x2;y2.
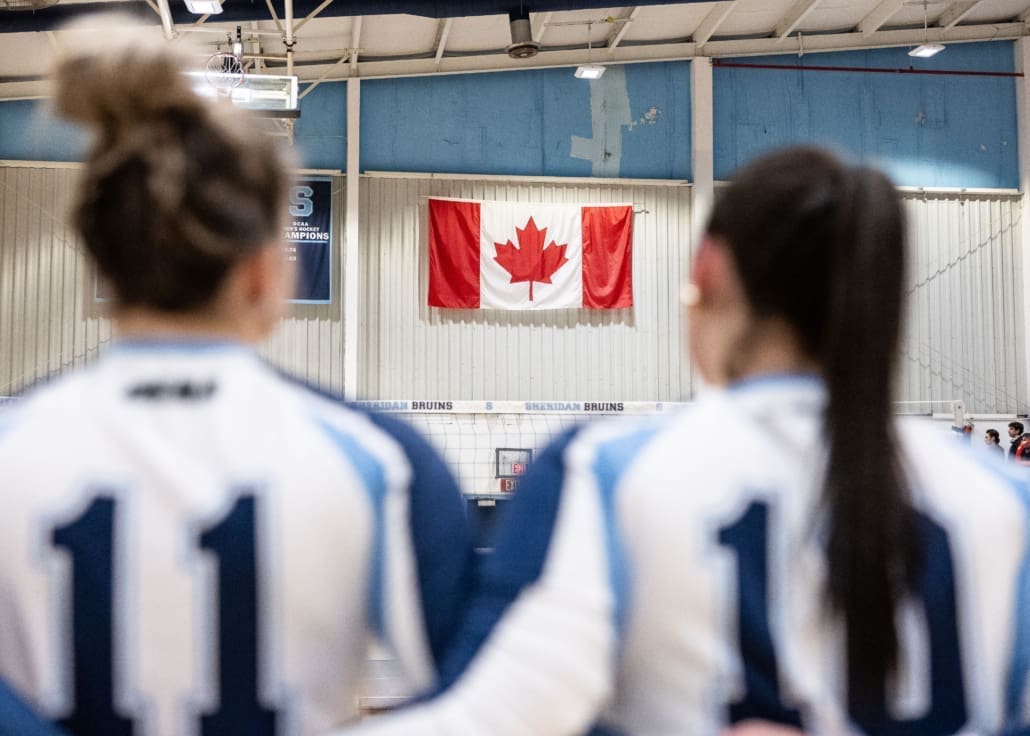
428;199;481;308
581;205;633;309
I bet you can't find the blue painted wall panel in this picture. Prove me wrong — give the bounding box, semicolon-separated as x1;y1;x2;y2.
294;81;346;171
621;62;691;179
0;100;89;162
361;61;691;179
0;44;1016;188
0;86;343;169
713;42;1018;188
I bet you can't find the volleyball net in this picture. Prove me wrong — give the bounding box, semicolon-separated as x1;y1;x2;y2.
355;400;686;497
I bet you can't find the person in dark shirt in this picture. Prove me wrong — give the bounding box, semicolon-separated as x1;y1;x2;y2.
1007;421;1030;461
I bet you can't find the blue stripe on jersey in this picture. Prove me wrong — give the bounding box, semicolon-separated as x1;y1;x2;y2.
108;338;252;354
726;373;823;395
432;426;584;692
957;450;1030;729
314;418;389;638
364;412;474;668
1008;549;1030;727
1005;477;1030;729
270;369;474;668
591;425;661;634
0;679;68;736
958;449;1030;729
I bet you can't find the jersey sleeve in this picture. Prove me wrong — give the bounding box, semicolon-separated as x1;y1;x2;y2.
365;412;475;669
333;425;625;736
1003;470;1030;732
0;679;68;736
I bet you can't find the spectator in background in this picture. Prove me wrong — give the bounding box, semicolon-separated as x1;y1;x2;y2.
1008;421;1030;462
985;429;1004;455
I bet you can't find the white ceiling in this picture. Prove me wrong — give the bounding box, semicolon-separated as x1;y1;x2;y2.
1;0;1029;100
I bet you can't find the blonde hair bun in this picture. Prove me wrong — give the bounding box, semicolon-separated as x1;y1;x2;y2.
53;14;206;132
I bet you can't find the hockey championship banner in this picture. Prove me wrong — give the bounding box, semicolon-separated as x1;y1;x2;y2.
428;197;633;310
285;177;333;304
95;177;334;304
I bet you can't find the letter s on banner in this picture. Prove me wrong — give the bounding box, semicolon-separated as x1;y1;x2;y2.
289;186;314;217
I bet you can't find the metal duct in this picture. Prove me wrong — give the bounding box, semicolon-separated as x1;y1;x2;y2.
506;13;539;59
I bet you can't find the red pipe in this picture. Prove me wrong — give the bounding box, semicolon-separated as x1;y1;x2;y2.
712;60;1022;78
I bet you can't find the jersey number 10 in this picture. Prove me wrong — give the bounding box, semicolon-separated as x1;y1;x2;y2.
718;501;967;734
51;493;278;735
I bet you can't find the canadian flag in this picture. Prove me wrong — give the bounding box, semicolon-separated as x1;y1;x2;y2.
428;197;633;310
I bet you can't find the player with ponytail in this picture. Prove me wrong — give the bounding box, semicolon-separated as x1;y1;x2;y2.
704;148;920;719
0;19;472;735
342;147;1030;736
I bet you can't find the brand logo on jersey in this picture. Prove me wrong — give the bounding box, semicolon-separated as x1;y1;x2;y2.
127;381;217;401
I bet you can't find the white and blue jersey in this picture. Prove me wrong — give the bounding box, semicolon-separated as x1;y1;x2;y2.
346;375;1030;736
0;340;472;736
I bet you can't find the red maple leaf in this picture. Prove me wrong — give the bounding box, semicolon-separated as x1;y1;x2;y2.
493;217;570;301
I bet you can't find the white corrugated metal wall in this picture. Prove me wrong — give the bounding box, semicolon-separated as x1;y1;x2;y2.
2;162;1028;414
261;176;346;394
0;163;346;396
0;164;110;394
900;192;1027;414
359;174;693;401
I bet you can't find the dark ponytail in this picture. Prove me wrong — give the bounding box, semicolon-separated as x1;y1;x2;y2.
706;147;921;711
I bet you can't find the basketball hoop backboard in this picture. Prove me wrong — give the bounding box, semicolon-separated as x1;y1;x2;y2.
185;71;299;118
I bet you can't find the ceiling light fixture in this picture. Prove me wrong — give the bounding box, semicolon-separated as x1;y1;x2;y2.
575;64;606;79
908;0;943;58
184;0;222;13
575;21;604;80
908;43;945;58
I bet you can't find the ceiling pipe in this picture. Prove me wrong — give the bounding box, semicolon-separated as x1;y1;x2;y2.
713;60;1023;78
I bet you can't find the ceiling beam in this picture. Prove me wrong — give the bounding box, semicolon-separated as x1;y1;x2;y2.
532;11;552;43
263;0;285;37
187;0;226;29
350;15;362;74
285;0;295;76
434;17;453;69
938;0;984;29
250;20;264;70
857;0;906;35
300;50;352;99
693;1;738;46
266;22;1028;80
4;20;1028;101
607;7;639;53
154;0;177;40
293;0;335;33
774;0;821;39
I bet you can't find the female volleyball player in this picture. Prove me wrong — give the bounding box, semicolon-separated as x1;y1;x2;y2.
0;25;471;735
343;148;1030;735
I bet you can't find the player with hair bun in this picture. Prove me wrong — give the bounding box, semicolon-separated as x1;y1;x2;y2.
0;20;472;736
341;148;1030;736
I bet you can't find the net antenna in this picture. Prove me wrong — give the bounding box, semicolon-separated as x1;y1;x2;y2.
205;25;246;96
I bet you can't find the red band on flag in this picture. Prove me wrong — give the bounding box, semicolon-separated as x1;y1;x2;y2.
428;199;480;308
582;205;633;309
